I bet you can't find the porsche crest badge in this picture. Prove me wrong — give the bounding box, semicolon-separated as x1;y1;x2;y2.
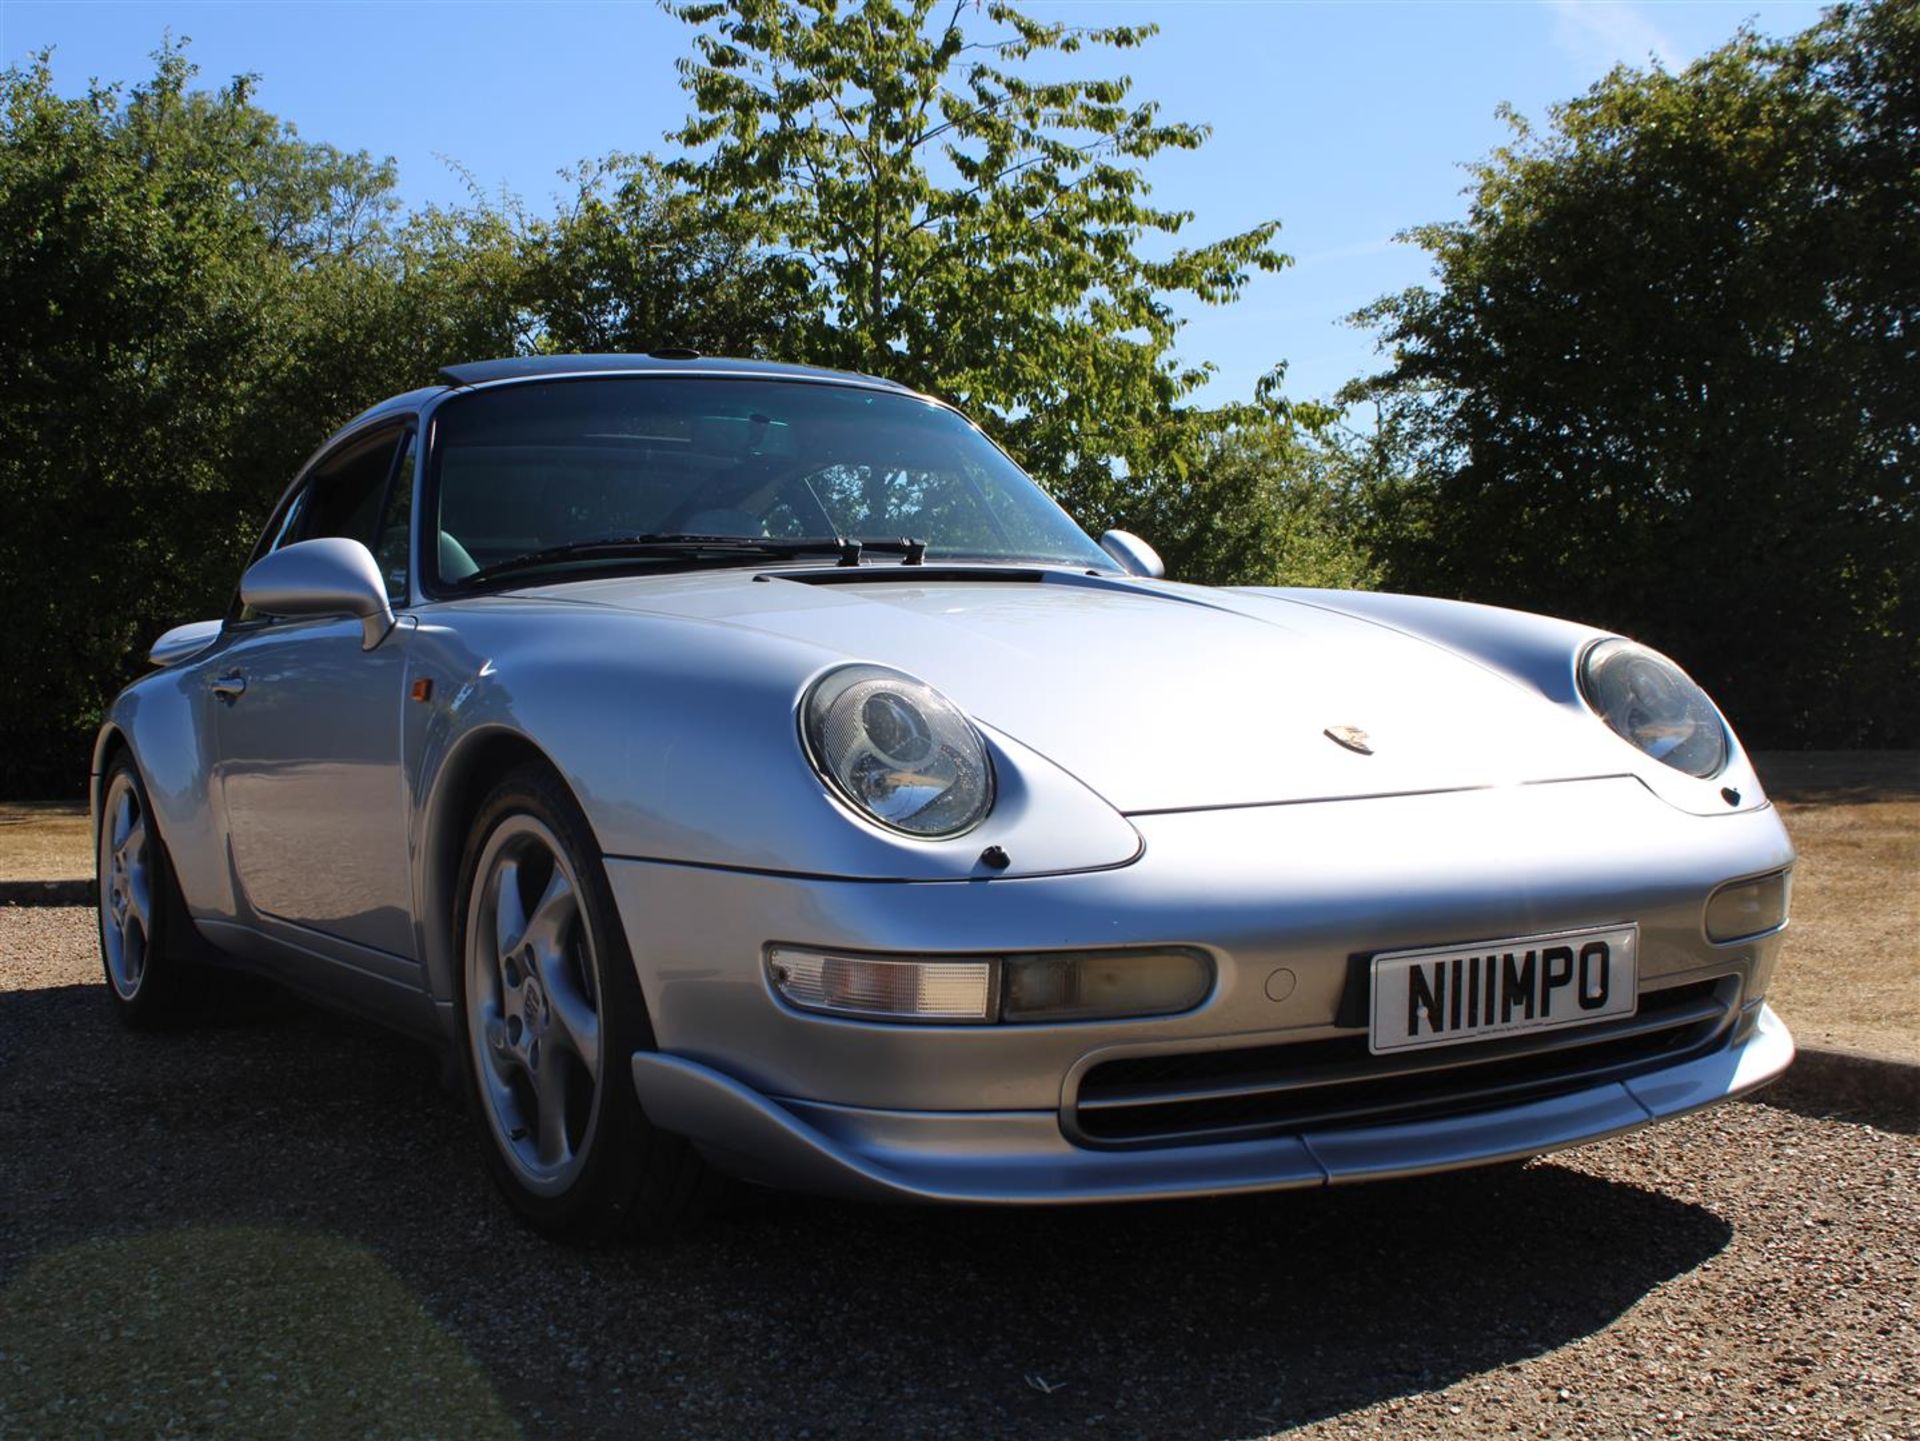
1324;725;1373;755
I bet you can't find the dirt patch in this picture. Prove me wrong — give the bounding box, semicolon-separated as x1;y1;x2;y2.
1755;752;1920;1063
0;802;89;884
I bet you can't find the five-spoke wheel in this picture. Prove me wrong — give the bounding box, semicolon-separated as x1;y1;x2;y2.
465;815;605;1195
95;753;198;1027
454;764;710;1241
99;767;154;1001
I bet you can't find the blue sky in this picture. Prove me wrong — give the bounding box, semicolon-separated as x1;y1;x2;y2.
3;0;1828;408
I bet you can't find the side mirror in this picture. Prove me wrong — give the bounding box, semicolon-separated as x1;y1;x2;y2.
148;619;222;668
1099;529;1166;579
240;537;395;650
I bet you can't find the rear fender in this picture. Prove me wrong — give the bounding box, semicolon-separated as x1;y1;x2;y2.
98;651;239;920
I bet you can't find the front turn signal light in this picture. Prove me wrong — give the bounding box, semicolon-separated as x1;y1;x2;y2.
766;948;995;1023
1705;870;1791;943
1000;949;1214;1022
765;946;1214;1024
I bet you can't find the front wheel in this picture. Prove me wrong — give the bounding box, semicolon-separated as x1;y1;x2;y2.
452;764;711;1243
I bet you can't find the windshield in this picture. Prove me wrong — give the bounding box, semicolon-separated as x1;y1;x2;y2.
425;376;1114;589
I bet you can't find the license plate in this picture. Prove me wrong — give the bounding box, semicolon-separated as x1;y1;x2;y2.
1369;924;1639;1054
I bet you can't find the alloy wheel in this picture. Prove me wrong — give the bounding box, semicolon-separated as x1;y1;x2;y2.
99;770;153;1001
464;815;606;1196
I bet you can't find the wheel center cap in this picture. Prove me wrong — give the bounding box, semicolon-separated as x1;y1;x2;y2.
523;979;546;1028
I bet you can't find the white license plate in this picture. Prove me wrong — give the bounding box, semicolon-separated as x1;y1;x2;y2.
1369;924;1639;1055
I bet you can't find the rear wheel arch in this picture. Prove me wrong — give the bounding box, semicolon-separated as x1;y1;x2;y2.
90;726;132;831
91;731;175;886
95;745;217;1024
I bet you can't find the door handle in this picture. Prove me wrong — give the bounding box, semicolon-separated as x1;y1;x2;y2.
211;672;247;702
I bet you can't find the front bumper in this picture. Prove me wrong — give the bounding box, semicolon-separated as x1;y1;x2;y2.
630;1002;1793;1203
607;776;1796;1202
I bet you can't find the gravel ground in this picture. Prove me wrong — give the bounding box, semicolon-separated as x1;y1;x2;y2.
2;905;1916;1440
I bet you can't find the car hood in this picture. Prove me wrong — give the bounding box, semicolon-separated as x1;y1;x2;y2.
518;568;1628;813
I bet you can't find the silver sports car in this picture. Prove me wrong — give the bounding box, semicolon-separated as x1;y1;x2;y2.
94;354;1796;1241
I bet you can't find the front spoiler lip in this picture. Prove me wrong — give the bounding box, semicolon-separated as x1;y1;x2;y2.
629;1003;1795;1205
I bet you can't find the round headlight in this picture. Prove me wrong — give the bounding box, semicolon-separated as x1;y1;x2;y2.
802;665;994;837
1580;639;1728;778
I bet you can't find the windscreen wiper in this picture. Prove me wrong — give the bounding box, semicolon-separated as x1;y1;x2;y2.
460;533;863;586
462;533;932;587
849;537;928;565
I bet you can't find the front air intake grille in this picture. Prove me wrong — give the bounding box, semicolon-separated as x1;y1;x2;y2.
1068;977;1736;1148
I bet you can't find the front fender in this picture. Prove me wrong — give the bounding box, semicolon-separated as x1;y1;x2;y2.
404;602;1142;886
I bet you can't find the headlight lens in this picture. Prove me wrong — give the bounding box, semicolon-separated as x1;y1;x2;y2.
802;665;994;837
1580;639;1728;778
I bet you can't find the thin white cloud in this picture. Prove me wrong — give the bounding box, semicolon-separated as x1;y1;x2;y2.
1296;238;1398;268
1546;0;1682;72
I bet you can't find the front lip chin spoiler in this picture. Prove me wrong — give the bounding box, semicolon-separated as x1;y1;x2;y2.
629;1003;1795;1205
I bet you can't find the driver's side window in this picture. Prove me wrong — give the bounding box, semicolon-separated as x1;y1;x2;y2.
234;426;409;622
372;433;417;601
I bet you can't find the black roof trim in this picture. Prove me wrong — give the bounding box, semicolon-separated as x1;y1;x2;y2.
435;354;909;390
331;384;444;435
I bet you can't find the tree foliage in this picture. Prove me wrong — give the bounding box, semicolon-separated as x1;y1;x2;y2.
0;46;523;793
1350;0;1919;747
1129;419;1378;590
520;153;800;357
664;0;1291;530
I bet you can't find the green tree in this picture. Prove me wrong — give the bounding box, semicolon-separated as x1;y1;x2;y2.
1349;0;1919;747
1;48;290;793
521;153;801;356
664;0;1290;531
0;45;521;793
1126;417;1378;590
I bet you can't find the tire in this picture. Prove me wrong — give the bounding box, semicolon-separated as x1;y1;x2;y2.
96;752;199;1028
451;763;712;1243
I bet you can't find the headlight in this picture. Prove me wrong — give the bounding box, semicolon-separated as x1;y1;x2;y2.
1579;638;1728;778
801;664;994;837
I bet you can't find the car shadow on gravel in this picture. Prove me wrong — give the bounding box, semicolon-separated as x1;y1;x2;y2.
0;980;1736;1440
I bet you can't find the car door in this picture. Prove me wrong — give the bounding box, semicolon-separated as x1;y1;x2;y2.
212;424;419;964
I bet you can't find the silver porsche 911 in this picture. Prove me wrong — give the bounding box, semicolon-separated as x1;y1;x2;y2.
94;354;1796;1240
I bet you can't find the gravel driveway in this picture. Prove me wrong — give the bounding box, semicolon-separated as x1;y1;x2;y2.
2;905;1915;1440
